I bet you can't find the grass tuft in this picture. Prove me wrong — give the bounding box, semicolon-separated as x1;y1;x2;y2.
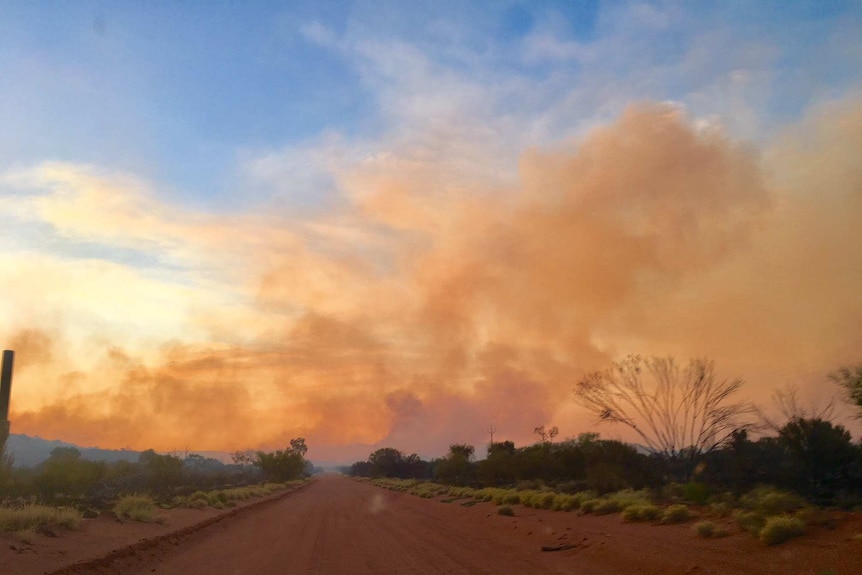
622;503;661;522
114;494;161;523
759;515;805;546
497;505;515;516
0;505;81;532
661;504;692;524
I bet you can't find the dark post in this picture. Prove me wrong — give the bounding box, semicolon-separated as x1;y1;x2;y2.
0;350;13;447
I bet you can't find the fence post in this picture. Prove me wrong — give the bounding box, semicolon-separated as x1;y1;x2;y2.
0;350;13;450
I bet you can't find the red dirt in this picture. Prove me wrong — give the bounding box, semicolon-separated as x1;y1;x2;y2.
2;475;860;574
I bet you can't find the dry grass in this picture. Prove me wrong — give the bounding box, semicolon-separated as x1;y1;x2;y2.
0;504;81;532
113;494;163;523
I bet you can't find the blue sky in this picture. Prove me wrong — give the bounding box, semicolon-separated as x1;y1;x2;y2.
3;1;858;209
1;1;861;454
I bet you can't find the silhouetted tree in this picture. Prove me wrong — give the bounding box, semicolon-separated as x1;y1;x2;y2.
830;363;862;419
778;417;859;500
36;447;106;501
575;356;753;476
477;441;516;486
367;447;405;478
138;449;184;497
255;439;308;482
435;444;475;485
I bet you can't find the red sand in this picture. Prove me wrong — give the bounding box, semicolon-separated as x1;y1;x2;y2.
2;476;860;574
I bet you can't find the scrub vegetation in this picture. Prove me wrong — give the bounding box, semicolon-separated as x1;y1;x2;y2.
0;437;312;533
347;358;862;546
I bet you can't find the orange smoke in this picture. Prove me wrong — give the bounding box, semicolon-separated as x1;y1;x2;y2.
4;100;862;457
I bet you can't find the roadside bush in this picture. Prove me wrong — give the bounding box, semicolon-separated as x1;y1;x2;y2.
684;482;710;505
709;501;734;518
593;499;621;515
502;492;521;506
622;503;661;522
740;486;804;516
734;510;766;535
580;498;600;513
694;520;716;537
519;490;538;507
0;504;81;531
531;492;556;509
759;515;805;545
661;504;691;524
552;494;577;511
497;505;515;516
114;494;160;522
609;489;652;510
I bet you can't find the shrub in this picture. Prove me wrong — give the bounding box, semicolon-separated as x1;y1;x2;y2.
661;504;691;524
734;510;766;534
0;505;81;531
497;506;515;516
552;494;577;511
593;499;621;515
622;504;661;522
740;487;804;516
519;490;538;507
502;492;521;506
114;494;160;522
694;520;716;537
580;498;600;513
683;483;710;505
709;502;734;518
609;489;652;510
531;492;555;510
759;515;805;545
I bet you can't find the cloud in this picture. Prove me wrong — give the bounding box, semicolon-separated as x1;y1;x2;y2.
13;99;855;456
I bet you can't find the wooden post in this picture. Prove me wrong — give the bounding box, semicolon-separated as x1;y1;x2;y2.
0;350;13;448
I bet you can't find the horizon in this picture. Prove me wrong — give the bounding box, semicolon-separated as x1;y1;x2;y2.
1;1;861;460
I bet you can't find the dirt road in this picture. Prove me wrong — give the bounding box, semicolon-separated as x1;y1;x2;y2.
40;474;861;575
116;474;574;575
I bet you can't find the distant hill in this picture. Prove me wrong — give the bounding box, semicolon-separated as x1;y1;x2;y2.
5;434;142;467
3;434;241;467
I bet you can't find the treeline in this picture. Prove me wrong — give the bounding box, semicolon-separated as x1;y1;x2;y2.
346;417;862;507
0;438;312;507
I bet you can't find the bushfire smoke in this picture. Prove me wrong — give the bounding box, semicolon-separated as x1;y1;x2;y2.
2;100;861;458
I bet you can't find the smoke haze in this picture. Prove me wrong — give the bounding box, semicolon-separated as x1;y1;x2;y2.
2;100;861;458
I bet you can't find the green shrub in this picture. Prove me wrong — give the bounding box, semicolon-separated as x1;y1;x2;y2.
580;498;599;513
497;506;515;516
759;515;805;545
740;487;804;516
622;504;661;522
734;510;766;534
185;497;208;509
609;489;652;510
593;499;621;515
661;504;691;524
709;501;734;518
660;482;686;501
114;494;160;522
531;492;555;510
694;520;716;537
519;490;538;507
0;505;81;531
552;494;577;511
502;492;521;506
683;483;710;505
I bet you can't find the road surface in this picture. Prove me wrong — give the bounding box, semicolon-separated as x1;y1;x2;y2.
49;475;861;575
120;475;573;574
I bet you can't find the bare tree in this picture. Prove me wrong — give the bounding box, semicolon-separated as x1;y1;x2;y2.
755;384;835;432
574;356;753;460
533;424;559;444
829;363;862;419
